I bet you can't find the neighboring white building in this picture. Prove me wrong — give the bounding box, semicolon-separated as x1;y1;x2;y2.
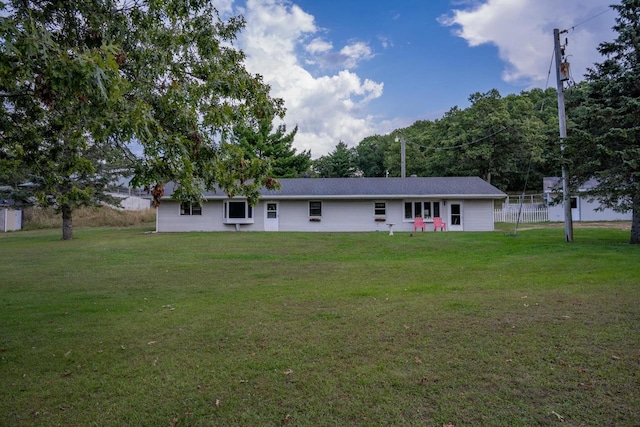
0;204;22;232
155;177;506;232
543;177;632;222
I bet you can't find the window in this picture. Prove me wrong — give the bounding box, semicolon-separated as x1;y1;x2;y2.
180;202;202;216
374;202;386;216
570;197;578;209
223;200;253;224
309;201;322;217
450;203;461;225
403;201;440;221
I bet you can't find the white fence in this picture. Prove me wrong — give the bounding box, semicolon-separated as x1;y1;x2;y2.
494;208;549;223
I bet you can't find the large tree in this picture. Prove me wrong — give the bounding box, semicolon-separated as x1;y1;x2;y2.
313;141;358;178
567;0;640;244
234;119;311;178
0;1;283;239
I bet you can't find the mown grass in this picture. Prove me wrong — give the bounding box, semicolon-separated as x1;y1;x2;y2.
0;227;638;426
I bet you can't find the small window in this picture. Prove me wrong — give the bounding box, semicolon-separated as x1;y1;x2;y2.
451;203;461;225
180;202;202;216
374;202;386;216
570;197;578;209
309;201;322;217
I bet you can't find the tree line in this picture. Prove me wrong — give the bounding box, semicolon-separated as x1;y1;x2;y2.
314;87;561;194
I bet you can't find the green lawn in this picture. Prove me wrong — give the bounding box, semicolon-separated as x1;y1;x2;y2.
1;227;638;426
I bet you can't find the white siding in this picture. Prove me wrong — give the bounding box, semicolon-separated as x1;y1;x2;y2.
579;198;632;221
548;196;632;222
156;198;497;232
1;208;22;232
462;200;495;231
157;201;226;232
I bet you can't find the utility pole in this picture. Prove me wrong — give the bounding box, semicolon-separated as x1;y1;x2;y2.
401;137;406;178
554;28;574;242
395;136;406;178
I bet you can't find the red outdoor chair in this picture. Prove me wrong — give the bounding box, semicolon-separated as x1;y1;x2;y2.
433;217;447;231
413;216;426;231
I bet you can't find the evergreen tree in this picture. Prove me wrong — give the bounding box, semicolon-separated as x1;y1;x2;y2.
234;120;311;178
567;0;640;244
313;142;357;177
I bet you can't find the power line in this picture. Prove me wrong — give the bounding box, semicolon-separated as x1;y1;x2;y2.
402;126;512;152
568;8;612;32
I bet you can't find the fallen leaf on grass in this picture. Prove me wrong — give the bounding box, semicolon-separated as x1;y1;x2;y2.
551;410;564;422
147;341;157;345
282;414;293;424
611;355;621;360
215;399;221;407
414;356;423;364
443;423;456;427
283;369;293;375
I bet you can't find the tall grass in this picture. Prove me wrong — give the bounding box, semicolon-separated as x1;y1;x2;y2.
22;206;156;230
0;227;638;426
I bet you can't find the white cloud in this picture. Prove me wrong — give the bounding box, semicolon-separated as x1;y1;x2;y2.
439;0;615;87
237;0;384;157
306;37;333;54
339;42;375;68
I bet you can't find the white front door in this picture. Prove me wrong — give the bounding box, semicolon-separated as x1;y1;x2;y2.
448;201;463;231
571;196;580;221
264;202;279;231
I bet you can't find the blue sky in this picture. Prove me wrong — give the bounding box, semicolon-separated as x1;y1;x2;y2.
220;0;616;157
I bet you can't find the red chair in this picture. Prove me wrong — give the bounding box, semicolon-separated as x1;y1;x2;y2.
433;217;447;231
413;216;426;231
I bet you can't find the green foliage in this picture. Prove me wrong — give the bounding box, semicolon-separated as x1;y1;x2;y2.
234;119;311;178
565;0;640;243
313;141;358;177
0;1;285;239
355;135;390;177
351;88;561;191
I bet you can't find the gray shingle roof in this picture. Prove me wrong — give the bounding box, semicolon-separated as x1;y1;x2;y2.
163;177;505;200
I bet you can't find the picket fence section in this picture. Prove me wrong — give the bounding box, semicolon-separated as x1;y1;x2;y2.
494;208;549;223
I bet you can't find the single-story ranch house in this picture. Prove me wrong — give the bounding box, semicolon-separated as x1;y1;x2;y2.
155;177;506;232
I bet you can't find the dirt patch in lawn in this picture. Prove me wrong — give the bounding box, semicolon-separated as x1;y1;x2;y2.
515;221;631;231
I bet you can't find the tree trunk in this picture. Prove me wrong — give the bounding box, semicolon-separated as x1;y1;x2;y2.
62;204;73;240
630;196;640;244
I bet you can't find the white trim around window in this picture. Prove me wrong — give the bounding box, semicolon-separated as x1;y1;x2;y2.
223;200;254;224
309;201;322;220
374;201;386;221
403;200;441;222
180;201;202;216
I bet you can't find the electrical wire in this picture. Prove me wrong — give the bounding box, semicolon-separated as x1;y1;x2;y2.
567;8;612;32
402;126;512;152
